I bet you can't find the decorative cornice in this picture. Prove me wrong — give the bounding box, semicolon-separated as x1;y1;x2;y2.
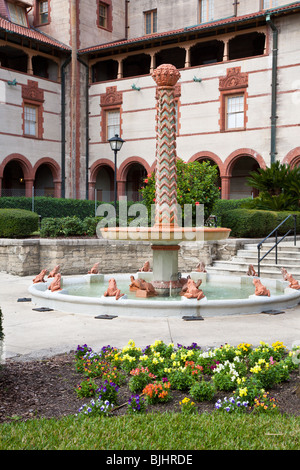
22;80;44;102
100;86;123;107
219;67;248;91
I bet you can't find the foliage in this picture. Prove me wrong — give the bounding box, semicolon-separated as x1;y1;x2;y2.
0;209;39;238
179;397;197;415
75;378;98;398
246;162;300;211
140;159;221;223
220;209;300;238
189;379;216;402
127;394;147;414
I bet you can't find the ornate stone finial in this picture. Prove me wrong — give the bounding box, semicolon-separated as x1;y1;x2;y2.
152;64;181;87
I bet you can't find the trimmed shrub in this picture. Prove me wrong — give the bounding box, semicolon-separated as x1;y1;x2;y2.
0;209;39;238
40;216;105;237
212;198;253;226
0;197;143;220
221;209;300;238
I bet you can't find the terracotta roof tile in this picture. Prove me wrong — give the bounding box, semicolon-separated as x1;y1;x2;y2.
79;2;300;55
0;16;71;51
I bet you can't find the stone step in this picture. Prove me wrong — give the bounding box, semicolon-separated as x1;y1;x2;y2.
237;249;300;258
207;265;300;279
233;254;300;266
243;243;300;252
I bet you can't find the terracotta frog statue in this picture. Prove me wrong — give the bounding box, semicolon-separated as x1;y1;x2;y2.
33;269;48;284
183;278;205;301
104;278;124;300
253;278;270;297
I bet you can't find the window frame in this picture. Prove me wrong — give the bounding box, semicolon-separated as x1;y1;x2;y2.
106;109;121;141
24;104;38;137
33;0;50;26
199;0;214;24
225;94;245;131
261;0;279;10
144;9;157;35
7;2;29;27
97;0;112;32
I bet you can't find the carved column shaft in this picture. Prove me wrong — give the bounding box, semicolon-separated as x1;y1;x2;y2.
152;64;181;228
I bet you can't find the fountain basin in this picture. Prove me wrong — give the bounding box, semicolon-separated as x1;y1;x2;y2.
28;273;300;318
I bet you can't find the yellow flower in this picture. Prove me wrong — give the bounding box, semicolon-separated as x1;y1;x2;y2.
239;387;248;397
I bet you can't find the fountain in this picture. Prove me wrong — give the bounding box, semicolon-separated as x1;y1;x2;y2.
28;65;300;317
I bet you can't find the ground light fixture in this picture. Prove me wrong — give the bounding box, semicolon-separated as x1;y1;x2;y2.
108;133;125;210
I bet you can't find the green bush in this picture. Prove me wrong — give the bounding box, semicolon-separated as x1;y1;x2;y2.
0;209;39;238
189;379;216;402
40;216;106;237
0;197;144;220
212;198;252;226
220;209;300;238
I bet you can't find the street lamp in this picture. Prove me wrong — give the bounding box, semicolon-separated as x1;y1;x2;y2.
108;134;125;210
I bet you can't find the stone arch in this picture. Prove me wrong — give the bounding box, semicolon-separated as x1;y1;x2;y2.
283;147;300;168
0;154;33;197
223;149;266;199
118;157;150;202
89;159;115;201
188;151;225;176
33;158;61;198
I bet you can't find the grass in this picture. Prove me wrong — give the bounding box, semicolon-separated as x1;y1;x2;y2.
1;412;299;450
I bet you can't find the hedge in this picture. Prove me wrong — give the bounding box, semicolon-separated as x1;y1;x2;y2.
0;209;39;238
221;209;300;238
212;198;253;226
40;216;104;237
0;197;140;220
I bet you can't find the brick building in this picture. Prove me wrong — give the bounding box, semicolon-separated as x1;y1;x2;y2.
0;0;299;202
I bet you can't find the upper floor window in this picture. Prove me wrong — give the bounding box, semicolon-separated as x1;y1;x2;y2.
226;95;245;130
144;9;157;35
38;0;49;24
7;2;28;27
199;0;214;23
97;0;112;31
262;0;279;9
99;2;108;28
24;105;38;137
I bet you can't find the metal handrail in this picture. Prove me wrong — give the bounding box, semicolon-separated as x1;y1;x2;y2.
257;214;297;277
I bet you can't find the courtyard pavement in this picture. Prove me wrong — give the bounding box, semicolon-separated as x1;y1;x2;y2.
1;272;300;361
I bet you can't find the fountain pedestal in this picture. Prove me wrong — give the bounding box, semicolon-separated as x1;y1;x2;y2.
151;245;182;295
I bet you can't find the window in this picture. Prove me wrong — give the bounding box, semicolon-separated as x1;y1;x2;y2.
99;2;108;28
22;80;44;139
7;2;28;27
38;1;49;24
226;95;244;130
144;9;157;35
262;0;279;9
97;0;112;31
219;67;248;132
106;110;120;140
24;105;38;136
199;0;214;23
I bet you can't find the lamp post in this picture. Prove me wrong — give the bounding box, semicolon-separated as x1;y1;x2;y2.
108;134;125;211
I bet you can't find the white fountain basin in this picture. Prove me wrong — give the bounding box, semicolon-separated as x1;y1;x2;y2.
28;273;300;318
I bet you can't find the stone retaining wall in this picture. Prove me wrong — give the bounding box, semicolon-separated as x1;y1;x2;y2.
0;238;244;276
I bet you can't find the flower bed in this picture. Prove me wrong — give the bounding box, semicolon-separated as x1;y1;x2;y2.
74;340;300;418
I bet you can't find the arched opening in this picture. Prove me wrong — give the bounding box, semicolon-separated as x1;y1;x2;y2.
125;163;147;202
34;164;55;196
123;53;151;78
190;40;224;66
0;45;27;73
195;157;221;189
155;47;186;69
92;59;118;83
2;160;26;196
229;32;265;60
230;156;260;199
32;56;59;81
95;165;114;202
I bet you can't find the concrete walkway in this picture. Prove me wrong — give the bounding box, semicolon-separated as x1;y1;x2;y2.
1;273;300;361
